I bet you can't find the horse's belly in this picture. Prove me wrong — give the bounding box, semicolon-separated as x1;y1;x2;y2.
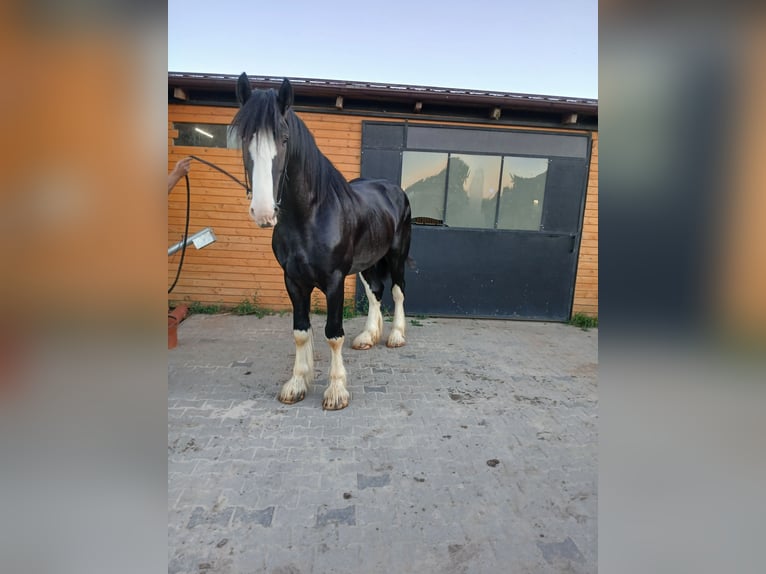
349;243;390;275
274;221;394;280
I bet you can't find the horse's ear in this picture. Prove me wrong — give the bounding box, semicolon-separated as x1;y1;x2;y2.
278;78;293;114
236;72;252;106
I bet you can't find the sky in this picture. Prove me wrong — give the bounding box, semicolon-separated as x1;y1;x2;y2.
168;0;598;99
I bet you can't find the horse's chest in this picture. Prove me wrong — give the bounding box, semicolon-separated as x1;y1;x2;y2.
282;254;319;281
273;231;348;285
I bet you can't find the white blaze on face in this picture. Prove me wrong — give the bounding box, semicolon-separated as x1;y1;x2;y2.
248;131;278;227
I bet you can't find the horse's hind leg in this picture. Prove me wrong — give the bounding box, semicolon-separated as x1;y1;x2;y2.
386;283;406;348
278;276;314;405
352;269;384;350
386;247;409;349
323;273;350;410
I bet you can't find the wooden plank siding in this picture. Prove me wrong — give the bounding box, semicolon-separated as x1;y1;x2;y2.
571;132;598;318
168;107;361;312
168;104;598;318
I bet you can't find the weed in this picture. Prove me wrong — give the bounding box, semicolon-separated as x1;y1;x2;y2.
343;299;358;319
357;296;369;316
187;301;223;314
410;319;423;327
232;295;271;318
309;300;358;318
569;312;598;330
312;303;326;316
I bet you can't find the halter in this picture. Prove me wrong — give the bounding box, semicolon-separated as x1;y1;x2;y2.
235;132;288;211
275;147;289;211
241;145;253;200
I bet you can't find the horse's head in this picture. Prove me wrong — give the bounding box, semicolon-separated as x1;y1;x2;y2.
231;73;293;228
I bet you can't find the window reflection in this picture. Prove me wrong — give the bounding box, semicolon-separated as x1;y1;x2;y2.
400;150;550;231
173;123;240;149
497;157;549;231
445;154;501;229
401;151;448;223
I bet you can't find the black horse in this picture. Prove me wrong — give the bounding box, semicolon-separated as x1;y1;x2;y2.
231;73;412;410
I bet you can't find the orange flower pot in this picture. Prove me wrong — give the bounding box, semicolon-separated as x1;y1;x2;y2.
168;315;179;349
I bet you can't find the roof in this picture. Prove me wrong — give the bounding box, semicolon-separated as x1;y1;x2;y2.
169;71;598;125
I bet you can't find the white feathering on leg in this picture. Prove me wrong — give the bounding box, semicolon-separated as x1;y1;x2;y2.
352;274;382;350
278;329;314;404
386;285;406;348
323;336;349;410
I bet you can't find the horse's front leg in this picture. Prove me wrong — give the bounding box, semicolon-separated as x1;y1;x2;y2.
278;275;314;405
323;274;349;410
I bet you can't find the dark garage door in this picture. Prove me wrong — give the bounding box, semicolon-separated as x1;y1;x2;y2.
359;122;591;321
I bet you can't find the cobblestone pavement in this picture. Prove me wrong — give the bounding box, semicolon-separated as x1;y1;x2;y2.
168;313;598;574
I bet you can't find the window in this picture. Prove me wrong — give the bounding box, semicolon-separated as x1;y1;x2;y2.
363;122;589;232
445;154;501;229
173;123;239;149
401;151;448;223
497;157;549;231
401;151;547;231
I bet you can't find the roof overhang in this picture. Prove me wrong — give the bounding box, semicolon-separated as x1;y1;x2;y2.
169;72;598;128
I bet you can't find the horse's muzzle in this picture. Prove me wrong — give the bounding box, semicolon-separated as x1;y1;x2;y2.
249;207;277;228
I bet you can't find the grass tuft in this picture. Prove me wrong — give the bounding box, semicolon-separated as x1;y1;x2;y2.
187;301;223;314
569;312;598;330
232;295;271;318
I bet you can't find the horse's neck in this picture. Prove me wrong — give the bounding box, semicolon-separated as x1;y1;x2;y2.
286;131;344;206
282;155;318;213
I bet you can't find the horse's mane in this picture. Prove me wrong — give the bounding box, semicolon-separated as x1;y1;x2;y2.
230;89;344;195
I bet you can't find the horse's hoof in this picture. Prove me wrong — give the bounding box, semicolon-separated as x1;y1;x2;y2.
386;331;406;348
352;341;373;351
322;397;349;410
352;332;377;350
322;388;350;410
278;390;305;404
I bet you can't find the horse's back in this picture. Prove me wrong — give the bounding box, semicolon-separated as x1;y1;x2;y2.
349;178;410;218
348;177;400;194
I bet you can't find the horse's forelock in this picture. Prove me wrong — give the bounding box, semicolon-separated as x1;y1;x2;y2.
230;89;282;148
231;88;324;185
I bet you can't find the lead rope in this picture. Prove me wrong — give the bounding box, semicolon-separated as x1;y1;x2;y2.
168;155;252;294
188;154;251;198
168;173;191;293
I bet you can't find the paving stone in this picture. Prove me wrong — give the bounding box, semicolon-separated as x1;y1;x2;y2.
169;314;597;573
356;472;391;489
315;504;356;527
232;505;274;527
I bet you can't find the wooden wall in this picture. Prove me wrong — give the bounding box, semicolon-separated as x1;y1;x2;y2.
168;105;359;312
572;132;598;317
168;105;598;318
